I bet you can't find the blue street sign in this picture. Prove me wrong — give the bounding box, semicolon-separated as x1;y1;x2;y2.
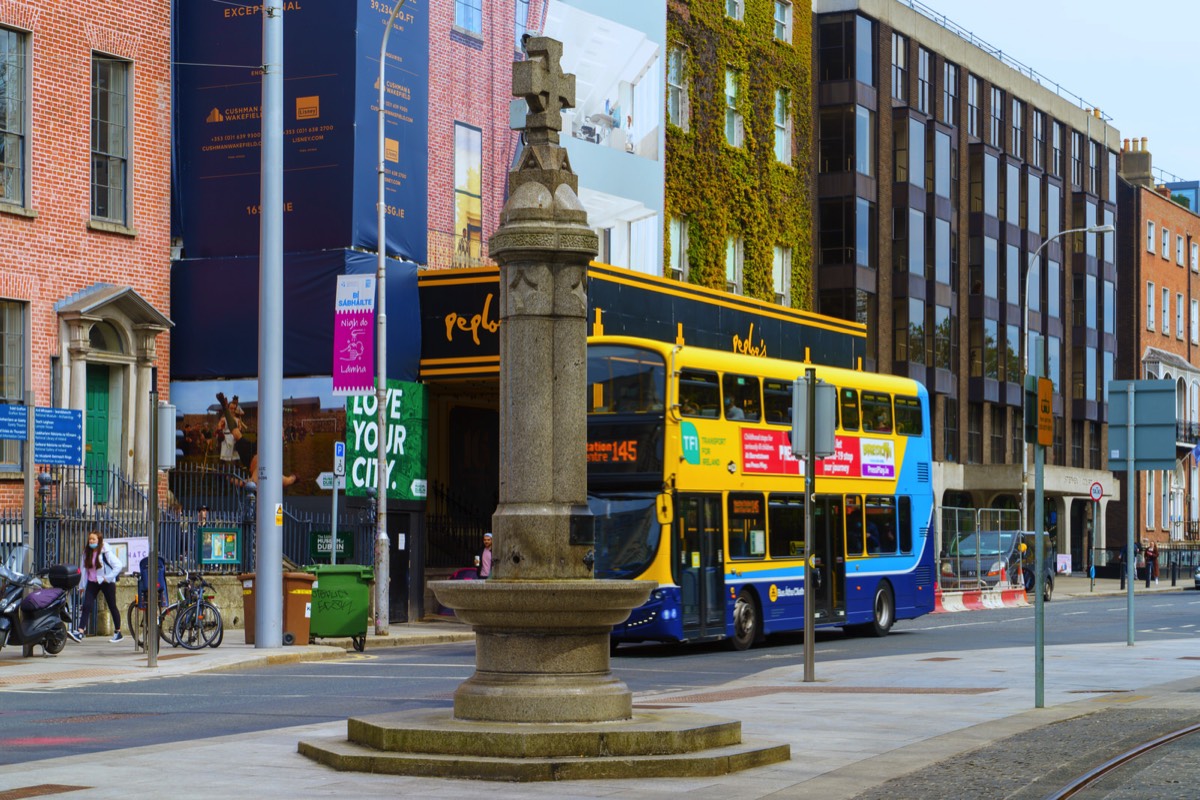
33;407;83;466
0;404;28;441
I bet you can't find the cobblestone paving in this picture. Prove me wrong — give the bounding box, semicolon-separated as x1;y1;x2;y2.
852;708;1200;800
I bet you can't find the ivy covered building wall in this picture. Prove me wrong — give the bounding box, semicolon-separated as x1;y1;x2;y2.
665;0;814;310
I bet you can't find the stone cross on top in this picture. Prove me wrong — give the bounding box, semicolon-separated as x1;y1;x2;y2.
513;36;575;146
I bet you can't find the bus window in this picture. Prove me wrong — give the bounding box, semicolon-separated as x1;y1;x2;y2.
844;495;865;556
897;496;913;553
763;378;792;425
679;369;720;417
865;496;897;555
895;396;923;435
861;392;893;433
767;493;805;558
839;388;860;431
723;374;761;421
587;345;666;414
727;493;766;559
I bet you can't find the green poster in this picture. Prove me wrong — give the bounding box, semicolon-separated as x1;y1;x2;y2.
345;380;427;500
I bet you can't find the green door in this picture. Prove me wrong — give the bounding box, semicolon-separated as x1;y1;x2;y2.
85;364;110;503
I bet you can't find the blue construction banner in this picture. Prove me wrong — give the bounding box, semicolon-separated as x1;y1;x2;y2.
170;249;420;381
172;0;427;262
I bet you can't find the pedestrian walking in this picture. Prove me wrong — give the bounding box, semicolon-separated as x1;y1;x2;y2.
71;530;124;642
477;532;493;579
1144;539;1159;584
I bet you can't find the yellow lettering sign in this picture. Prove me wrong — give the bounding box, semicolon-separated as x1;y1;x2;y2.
731;323;767;357
444;293;499;346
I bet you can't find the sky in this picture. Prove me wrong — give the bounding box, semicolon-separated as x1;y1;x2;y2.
919;0;1200;183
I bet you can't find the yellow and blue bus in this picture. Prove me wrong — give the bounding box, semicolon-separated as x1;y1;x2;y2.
587;336;936;649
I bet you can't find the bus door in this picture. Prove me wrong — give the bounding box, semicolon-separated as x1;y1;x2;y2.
809;495;847;622
675;494;725;640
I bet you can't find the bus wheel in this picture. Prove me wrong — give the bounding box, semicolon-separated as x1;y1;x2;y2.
731;589;760;651
860;582;894;638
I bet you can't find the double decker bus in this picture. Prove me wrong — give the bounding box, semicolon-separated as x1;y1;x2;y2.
587;336;936;650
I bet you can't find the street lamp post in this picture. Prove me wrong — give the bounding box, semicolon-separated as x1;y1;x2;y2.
1022;222;1113;708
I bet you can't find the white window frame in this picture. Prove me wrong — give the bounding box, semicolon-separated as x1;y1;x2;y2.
1178;292;1186;339
891;33;908;102
1146;471;1155;530
0;300;26;470
726;0;743;21
0;26;29;208
1178;234;1185;266
666;45;689;132
1163;286;1170;335
1192;241;1199;273
773;88;792;164
773;245;792;306
725;236;743;294
773;1;792;43
90;54;131;226
724;70;743;147
1147;282;1155;330
1147;220;1155;253
668;216;689;281
1163;228;1170;259
1190;298;1198;344
1162;469;1170;530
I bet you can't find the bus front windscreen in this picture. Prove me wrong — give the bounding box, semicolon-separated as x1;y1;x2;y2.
590;492;660;580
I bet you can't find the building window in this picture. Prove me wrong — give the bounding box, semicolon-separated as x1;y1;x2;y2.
891;33;907;102
1071;420;1083;468
917;47;931;114
91;55;129;224
1147;281;1155;330
967;403;982;464
514;0;531;46
1070;131;1083;187
1163;228;1170;259
773;1;791;43
1177;234;1185;266
1031;111;1044;169
1162;469;1170;530
1010;98;1023;160
1;27;28;207
667;46;688;131
726;0;743;21
455;0;482;35
453;123;483;264
895;298;925;365
1051;121;1063;176
1147;220;1155;253
943;400;958;462
1178;292;1186;339
1163;286;1170;335
0;300;23;470
942;62;958;126
724;70;743;147
855;15;874;85
1146;471;1154;530
774;88;792;164
668;216;688;281
1193;241;1199;272
967;74;980;137
1191;299;1198;344
1088;140;1099;194
725;236;743;294
988;86;1004;149
856;105;875;177
773;246;791;306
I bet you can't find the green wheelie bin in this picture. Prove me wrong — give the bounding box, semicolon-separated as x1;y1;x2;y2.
303;564;374;651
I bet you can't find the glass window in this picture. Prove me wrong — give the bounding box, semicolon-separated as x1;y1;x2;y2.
727;493;766;560
1028;255;1040;313
862;392;893;433
514;0;531;44
984;236;998;299
989;86;1004;149
773;1;791;42
1047;182;1061;238
1089;140;1099;194
865;496;898;555
1178;292;1185;339
455;0;482;34
855;105;875;177
1;27;28;206
909;118;925;187
1047;335;1061;393
1178;234;1185;266
678;369;720;417
1005;243;1020;306
1192;299;1198;344
1104;280;1115;336
894;116;908;184
763;379;792;425
588;345;666;415
668;216;688;280
1107;150;1117;201
1147;281;1155;330
983;153;998;217
1192;241;1199;272
0;300;24;470
1146;471;1154;530
934;217;950;284
943;400;958;462
819;107;851;173
1031;111;1044;169
1147;220;1156;253
895;397;923;436
726;0;743;21
1052;121;1063;176
917;48;931;114
909;208;925;275
819;197;853;265
1163;286;1170;335
767;494;805;559
666;46;688;130
839;387;860;431
855;197;874;268
1086;274;1097;330
898;496;913;552
1006;324;1020;384
1026;172;1041;234
1071;131;1083;186
855;15;874;85
725;236;743;293
934;130;951;198
725;70;743;147
774;88;792;164
1004;163;1019;225
723;373;760;421
934;305;953;370
91;56;129;224
967;74;980;137
773;245;791;306
1010;98;1023;160
1163;227;1170;259
454;123;483;263
942;62;957;127
891;33;908;102
1046;259;1060;319
818;18;852;82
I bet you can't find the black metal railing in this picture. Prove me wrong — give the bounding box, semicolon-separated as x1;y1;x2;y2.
1177;421;1200;444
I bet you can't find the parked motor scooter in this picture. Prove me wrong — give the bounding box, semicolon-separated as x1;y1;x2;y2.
0;545;77;657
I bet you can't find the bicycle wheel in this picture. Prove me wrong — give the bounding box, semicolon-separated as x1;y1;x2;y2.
174;602;221;650
204;604;224;649
159;603;181;647
127;600;146;648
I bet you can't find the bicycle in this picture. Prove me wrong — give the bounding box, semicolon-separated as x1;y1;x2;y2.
173;570;223;650
126;576;185;649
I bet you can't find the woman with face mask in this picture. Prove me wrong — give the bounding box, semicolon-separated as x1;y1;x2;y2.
70;530;124;642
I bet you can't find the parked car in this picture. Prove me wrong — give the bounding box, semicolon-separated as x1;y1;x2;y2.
1193;564;1200;590
940;531;1055;601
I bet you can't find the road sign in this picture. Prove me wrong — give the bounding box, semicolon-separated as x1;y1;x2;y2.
0;404;28;441
317;472;347;491
1108;379;1177;471
333;441;345;476
1090;481;1103;502
34;407;84;466
1036;377;1053;447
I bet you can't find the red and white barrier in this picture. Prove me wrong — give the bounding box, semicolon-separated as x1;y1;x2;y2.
934;584;1029;613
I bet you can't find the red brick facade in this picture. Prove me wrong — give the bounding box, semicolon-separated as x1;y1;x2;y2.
0;1;172;507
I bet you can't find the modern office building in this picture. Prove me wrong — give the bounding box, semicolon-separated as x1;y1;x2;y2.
813;0;1121;568
0;2;173;509
1116;141;1200;546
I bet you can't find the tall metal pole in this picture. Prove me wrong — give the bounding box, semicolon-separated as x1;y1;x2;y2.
803;368;816;683
255;0;284;648
147;371;159;667
374;0;406;635
1126;383;1135;646
1033;435;1045;707
22;390;34;573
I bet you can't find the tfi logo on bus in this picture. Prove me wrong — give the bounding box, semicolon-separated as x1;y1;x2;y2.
681;422;700;465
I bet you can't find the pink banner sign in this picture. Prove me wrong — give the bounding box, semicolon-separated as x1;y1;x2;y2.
332;275;375;396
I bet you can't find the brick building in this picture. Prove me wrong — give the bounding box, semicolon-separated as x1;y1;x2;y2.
813;0;1121;569
0;2;172;510
1116;141;1200;547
